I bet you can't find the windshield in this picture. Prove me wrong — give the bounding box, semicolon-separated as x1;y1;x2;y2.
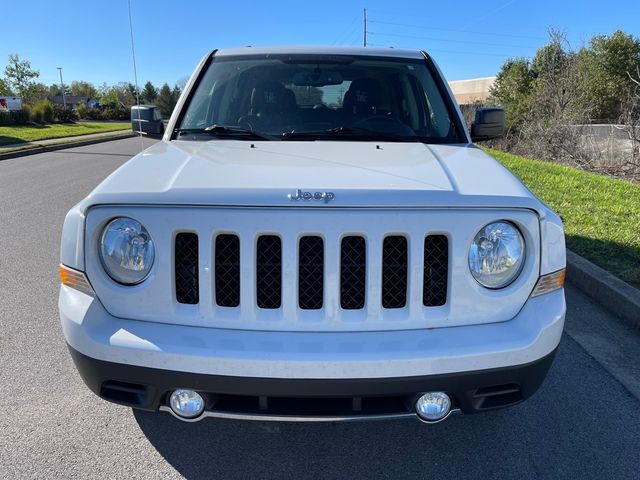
177;54;463;143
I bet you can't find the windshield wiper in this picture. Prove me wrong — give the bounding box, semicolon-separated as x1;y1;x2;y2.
281;126;418;142
176;124;277;141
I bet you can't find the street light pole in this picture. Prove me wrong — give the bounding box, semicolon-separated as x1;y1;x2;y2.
57;67;66;109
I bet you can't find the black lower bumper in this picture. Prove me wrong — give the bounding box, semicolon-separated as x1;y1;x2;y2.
68;345;557;418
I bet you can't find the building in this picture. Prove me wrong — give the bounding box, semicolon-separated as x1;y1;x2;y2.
448;77;496;105
47;95;100;110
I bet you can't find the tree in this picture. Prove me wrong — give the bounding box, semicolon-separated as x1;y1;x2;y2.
171;85;182;103
48;83;70;97
29;82;50;101
141;81;158;104
157;83;178;117
125;82;139;104
0;78;11;95
70;80;97;97
4;54;40;101
98;82;137;108
176;76;190;92
488;58;534;131
578;30;640;120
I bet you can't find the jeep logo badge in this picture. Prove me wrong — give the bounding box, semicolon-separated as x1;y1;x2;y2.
288;189;336;203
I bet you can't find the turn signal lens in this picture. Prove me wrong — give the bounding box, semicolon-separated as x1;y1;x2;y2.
530;269;565;297
60;264;94;296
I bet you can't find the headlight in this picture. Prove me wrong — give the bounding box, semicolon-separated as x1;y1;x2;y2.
468;221;525;289
99;217;155;285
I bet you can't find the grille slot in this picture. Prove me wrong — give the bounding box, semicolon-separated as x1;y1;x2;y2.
298;236;324;310
423;235;448;306
175;233;199;304
215;234;240;307
256;235;282;309
382;236;408;308
340;236;366;310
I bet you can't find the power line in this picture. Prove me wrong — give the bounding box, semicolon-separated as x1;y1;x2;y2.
332;16;360;45
458;0;518;31
367;19;545;41
368;31;537;49
367;42;520;58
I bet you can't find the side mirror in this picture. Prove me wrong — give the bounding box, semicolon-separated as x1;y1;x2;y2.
470;107;505;142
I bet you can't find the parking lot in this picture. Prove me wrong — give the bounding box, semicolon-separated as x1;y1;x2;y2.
1;137;639;479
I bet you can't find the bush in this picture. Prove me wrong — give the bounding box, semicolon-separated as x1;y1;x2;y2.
101;107;129;120
76;103;88;120
85;108;103;120
53;105;78;123
0;109;29;125
29;100;55;124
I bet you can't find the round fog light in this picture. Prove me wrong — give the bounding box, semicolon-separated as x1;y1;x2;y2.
169;389;205;418
415;392;451;422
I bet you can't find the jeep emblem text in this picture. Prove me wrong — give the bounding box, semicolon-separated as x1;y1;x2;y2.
288;189;336;203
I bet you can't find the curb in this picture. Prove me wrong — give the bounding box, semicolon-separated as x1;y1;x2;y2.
0;131;136;161
566;249;640;328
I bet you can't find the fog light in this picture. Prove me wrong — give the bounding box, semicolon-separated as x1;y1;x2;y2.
415;392;451;422
169;389;205;418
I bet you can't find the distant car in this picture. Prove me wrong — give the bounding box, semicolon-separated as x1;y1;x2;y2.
131;105;164;136
60;46;566;425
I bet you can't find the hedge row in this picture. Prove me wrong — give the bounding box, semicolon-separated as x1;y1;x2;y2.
0;102;129;125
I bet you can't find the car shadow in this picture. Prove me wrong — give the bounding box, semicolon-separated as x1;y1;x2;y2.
132;336;640;479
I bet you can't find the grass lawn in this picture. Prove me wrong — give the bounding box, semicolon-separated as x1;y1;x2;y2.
0;122;130;147
486;148;640;286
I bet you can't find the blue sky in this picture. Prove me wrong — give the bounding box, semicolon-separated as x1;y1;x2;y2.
1;0;638;88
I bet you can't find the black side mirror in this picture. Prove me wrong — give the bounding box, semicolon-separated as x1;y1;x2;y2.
470;107;505;142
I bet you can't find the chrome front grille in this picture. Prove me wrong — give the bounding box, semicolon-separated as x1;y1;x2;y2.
174;232;449;311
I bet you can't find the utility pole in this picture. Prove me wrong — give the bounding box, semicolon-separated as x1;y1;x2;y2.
57;67;66;109
363;8;367;47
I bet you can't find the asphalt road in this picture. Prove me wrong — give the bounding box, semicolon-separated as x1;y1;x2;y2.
1;137;639;479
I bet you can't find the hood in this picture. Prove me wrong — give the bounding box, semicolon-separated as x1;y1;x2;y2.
83;140;541;211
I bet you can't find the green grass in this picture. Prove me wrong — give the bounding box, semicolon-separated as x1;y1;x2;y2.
485;148;640;286
0;122;129;146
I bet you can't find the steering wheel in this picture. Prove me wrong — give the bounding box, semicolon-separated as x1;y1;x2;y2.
352;115;415;136
352;115;401;127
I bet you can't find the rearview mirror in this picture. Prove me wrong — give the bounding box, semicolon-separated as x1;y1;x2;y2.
470;107;505;142
293;71;343;87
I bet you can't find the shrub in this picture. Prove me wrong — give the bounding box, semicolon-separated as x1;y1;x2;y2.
102;107;129;120
76;103;88;120
85;108;103;120
29;100;55;124
0;109;29;125
11;109;29;124
53;105;78;123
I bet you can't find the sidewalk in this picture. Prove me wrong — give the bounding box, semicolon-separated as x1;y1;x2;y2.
0;129;134;155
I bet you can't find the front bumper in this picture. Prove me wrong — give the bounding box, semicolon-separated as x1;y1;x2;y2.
60;285;565;419
68;343;557;419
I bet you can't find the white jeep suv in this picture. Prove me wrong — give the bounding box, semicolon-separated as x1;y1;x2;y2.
59;47;566;423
